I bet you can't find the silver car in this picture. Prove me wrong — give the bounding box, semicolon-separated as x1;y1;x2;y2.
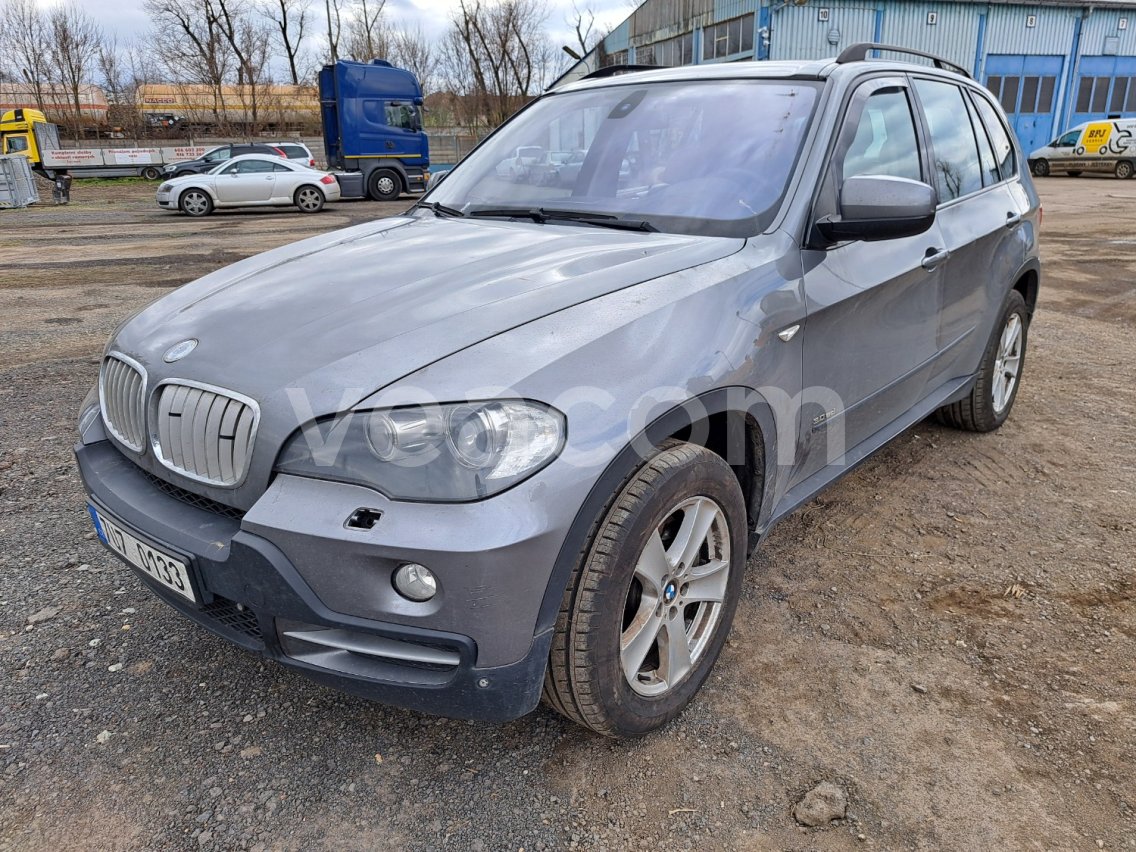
78;45;1040;736
156;154;342;216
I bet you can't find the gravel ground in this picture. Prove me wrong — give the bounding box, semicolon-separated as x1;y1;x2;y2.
0;177;1133;851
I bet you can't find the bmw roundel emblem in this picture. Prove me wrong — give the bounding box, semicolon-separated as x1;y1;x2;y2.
163;339;198;363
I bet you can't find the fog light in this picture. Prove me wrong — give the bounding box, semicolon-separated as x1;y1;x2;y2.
393;563;437;602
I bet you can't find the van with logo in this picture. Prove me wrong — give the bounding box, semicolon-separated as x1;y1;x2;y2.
1028;118;1136;178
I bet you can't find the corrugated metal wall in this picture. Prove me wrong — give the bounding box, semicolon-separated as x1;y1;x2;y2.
878;2;983;72
629;0;714;43
983;4;1079;56
1079;8;1136;57
769;1;877;61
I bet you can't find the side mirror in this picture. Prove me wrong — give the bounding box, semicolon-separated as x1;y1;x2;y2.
816;175;936;242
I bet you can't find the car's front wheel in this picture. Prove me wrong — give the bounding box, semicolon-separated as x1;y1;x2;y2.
178;189;213;217
294;185;325;213
936;289;1028;432
544;441;747;736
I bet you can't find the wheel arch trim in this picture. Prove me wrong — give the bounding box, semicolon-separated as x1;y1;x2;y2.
535;386;782;635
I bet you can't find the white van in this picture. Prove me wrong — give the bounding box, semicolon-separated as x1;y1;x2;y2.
1028;119;1136;178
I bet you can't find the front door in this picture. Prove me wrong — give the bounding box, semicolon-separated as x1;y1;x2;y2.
793;77;945;487
214;159;277;203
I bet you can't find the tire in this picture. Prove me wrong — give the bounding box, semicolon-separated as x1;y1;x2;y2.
367;169;401;201
1031;159;1050;177
1115;160;1134;179
174;170;194;178
1066;171;1083;177
936;289;1028;433
141;166;161;181
543;440;747;737
294;185;325;213
178;188;213;217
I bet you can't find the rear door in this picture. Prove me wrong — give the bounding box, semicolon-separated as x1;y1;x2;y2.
911;78;1027;385
793;76;947;486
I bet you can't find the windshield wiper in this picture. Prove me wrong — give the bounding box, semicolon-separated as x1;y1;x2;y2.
468;206;656;232
413;200;465;218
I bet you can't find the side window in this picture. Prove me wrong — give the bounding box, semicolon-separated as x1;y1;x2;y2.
1056;130;1079;148
272;163;293;172
972;94;1017;179
219;161;241;174
841;89;922;182
204;147;230;162
965;93;1000;186
6;135;29;153
915;79;984;202
238;159;275;173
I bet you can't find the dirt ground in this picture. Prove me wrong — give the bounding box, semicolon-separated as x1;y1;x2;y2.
0;177;1133;851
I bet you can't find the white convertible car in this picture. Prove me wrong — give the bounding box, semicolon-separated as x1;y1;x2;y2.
156;154;342;216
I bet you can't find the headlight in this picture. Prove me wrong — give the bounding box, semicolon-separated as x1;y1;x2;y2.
275;400;565;501
157;182;172;193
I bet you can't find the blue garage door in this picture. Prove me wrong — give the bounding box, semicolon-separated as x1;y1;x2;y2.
985;55;1064;153
1070;55;1136;127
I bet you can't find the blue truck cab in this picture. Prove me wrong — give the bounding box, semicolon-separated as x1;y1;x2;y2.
319;59;429;201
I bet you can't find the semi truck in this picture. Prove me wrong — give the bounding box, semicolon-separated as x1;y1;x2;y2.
0;107;209;180
319;59;429;200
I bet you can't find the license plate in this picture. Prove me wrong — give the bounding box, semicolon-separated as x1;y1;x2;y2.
88;506;198;603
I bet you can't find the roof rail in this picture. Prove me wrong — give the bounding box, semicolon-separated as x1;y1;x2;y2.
834;43;971;79
581;64;661;81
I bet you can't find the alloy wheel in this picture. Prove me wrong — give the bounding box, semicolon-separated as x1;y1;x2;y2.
620;495;730;697
296;188;322;212
992;313;1023;414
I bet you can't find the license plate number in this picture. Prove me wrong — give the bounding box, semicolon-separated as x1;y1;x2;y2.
88;506;197;603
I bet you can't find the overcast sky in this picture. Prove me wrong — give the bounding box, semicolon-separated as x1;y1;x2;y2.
30;0;631;66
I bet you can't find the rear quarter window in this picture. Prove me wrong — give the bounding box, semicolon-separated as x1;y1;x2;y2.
970;93;1017;180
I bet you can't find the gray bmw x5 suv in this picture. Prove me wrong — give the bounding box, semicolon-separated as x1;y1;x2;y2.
76;45;1040;737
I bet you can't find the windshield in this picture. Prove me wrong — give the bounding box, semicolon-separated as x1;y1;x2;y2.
427;79;820;237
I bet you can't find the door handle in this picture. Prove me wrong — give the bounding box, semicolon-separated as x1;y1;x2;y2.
1005;211;1022;228
921;248;950;271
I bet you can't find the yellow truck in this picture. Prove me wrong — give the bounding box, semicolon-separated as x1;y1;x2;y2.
1;108;206;180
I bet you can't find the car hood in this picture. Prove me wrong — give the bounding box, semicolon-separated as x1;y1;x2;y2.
112;214;745;417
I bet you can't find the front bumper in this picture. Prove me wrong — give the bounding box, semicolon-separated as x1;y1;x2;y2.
75;438;555;722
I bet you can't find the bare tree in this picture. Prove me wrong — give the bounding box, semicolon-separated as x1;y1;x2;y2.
210;0;274;130
98;36;153;138
48;3;103;139
440;0;555;129
145;0;235;129
568;2;597;58
342;0;388;62
324;0;343;63
264;0;309;85
0;0;53;112
390;24;438;96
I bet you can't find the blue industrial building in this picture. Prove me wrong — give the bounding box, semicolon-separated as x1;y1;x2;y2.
555;0;1136;152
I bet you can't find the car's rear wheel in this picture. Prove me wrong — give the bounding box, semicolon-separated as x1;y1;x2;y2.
294;185;325;213
368;169;401;201
543;440;747;737
936;289;1028;432
178;189;213;217
1116;160;1134;179
1031;159;1050;177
